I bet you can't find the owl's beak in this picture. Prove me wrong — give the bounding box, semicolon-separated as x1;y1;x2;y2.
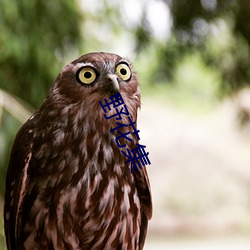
107;74;120;94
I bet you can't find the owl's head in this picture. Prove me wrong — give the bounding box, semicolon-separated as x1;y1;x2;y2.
52;52;140;108
44;52;141;131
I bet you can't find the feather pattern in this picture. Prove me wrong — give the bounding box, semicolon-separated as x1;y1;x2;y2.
4;52;152;250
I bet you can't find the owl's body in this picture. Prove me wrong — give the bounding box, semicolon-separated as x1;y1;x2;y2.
4;52;152;249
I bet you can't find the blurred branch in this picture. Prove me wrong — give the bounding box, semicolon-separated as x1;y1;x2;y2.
0;89;33;124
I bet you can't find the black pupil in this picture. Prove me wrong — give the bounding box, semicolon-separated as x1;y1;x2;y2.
120;68;127;75
84;71;92;79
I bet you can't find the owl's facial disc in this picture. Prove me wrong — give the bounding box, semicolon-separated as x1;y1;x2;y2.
107;74;120;94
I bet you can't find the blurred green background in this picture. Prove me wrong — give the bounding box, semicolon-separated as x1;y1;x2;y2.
1;0;250;249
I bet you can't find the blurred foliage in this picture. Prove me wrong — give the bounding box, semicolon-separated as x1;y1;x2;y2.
136;45;221;113
0;110;22;195
134;0;250;95
0;89;32;196
0;0;82;108
0;199;5;250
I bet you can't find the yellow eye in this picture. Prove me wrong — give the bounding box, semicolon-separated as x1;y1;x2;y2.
116;63;131;81
77;67;97;85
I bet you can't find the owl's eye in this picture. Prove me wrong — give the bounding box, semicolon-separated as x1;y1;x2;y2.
116;63;131;81
77;67;97;85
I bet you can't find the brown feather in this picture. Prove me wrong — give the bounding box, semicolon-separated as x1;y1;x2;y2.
4;52;152;250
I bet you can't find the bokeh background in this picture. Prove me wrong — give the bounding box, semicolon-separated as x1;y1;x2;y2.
1;0;250;249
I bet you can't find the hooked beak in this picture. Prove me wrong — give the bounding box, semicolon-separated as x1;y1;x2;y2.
107;74;120;94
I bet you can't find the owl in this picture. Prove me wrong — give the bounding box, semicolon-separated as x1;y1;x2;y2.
4;52;152;249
